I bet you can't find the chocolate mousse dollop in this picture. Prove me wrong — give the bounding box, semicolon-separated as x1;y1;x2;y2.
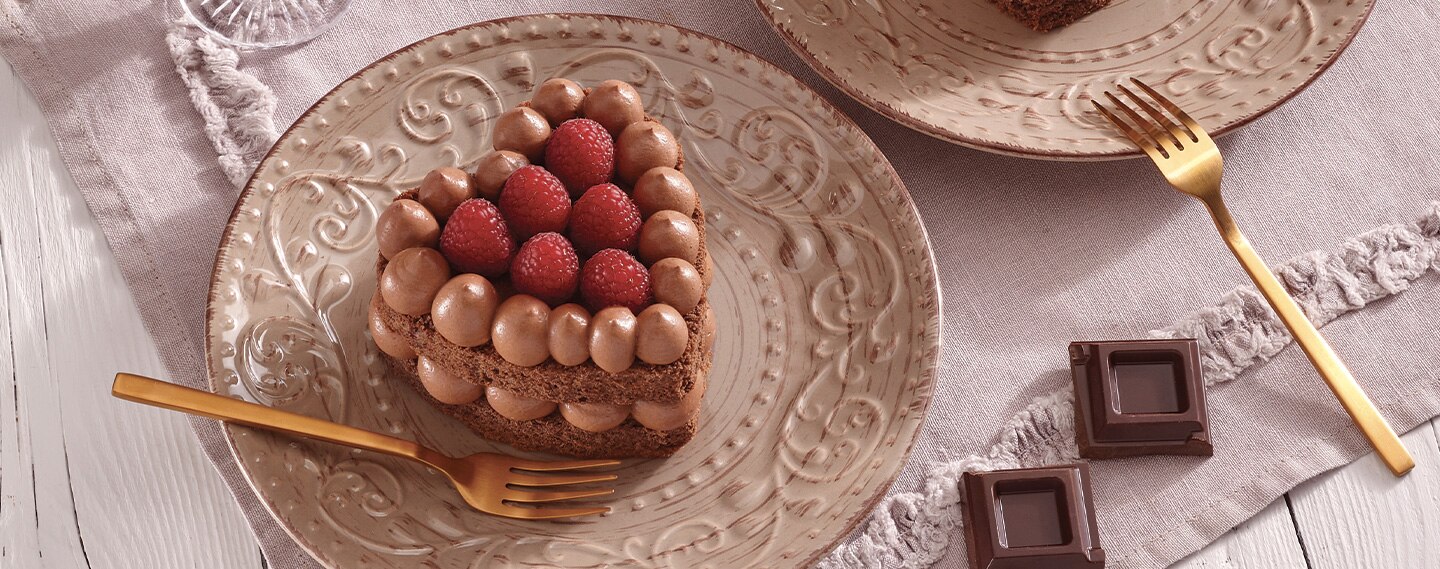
547;303;592;366
492;107;551;162
635;304;688;365
431;274;499;347
417;356;483;405
380;247;451;316
616;121;680;183
649;258;703;314
376;199;440;259
581;79;645;136
560;402;631;432
368;298;416;359
486;385;556;421
472;150;529;201
530;78;586;125
638;210;701;265
491;294;551;367
633;167;698;218
417;167;476;221
633;375;706;431
589;306;637;373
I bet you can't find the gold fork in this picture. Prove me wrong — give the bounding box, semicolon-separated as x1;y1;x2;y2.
112;373;620;518
1093;79;1414;477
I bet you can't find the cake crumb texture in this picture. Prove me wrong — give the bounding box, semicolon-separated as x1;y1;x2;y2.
991;0;1112;31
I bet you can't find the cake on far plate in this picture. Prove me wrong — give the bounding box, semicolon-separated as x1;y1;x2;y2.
991;0;1112;31
368;78;716;458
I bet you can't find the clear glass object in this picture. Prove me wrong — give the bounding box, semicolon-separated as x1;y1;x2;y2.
180;0;351;49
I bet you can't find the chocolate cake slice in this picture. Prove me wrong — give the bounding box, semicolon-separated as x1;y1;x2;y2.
367;78;716;458
991;0;1112;32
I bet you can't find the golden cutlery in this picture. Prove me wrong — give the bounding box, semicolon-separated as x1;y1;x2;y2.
112;372;620;518
1092;80;1414;476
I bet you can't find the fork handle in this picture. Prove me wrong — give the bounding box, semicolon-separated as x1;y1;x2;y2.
112;373;442;467
1203;203;1414;476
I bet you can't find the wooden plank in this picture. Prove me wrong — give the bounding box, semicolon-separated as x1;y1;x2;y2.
1170;499;1309;569
0;58;89;569
1288;422;1440;568
0;148;46;567
0;59;262;568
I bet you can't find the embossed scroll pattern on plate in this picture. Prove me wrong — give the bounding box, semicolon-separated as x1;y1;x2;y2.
205;14;941;568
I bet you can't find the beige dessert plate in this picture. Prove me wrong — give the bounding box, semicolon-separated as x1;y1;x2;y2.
204;13;941;568
757;0;1374;159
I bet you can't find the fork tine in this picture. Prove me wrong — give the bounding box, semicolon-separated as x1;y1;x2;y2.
1115;83;1189;147
492;503;611;520
1103;91;1178;158
504;486;615;503
508;457;621;472
507;471;618;487
1092;100;1166;162
1129;79;1204;142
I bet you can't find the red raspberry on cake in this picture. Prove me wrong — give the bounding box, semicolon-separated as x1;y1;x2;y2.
511;232;580;305
581;248;652;313
498;165;570;240
544;118;615;197
439;198;515;277
569;183;642;256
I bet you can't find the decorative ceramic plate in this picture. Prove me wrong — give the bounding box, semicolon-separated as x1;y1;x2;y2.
205;14;941;568
756;0;1374;159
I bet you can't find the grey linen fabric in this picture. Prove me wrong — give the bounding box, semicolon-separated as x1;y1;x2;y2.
1;0;1437;567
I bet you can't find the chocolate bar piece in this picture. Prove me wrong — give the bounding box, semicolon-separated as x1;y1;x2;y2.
1069;339;1212;459
961;464;1105;569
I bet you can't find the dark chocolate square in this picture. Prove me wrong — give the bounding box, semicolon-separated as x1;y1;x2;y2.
961;464;1105;569
1069;339;1212;459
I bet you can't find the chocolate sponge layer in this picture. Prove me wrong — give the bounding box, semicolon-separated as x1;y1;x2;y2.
383;355;699;458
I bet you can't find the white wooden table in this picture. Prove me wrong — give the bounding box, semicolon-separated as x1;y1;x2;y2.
1;55;1436;569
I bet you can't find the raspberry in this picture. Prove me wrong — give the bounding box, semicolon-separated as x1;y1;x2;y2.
498;165;571;240
544;118;615;197
569;183;641;257
580;248;652;312
511;233;580;305
439;198;515;277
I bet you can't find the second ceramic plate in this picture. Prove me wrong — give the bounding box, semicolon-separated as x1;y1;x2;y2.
757;0;1374;159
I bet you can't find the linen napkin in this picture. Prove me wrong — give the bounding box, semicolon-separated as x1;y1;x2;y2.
1;0;1437;567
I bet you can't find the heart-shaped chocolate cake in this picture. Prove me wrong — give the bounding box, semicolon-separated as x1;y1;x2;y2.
368;79;715;458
